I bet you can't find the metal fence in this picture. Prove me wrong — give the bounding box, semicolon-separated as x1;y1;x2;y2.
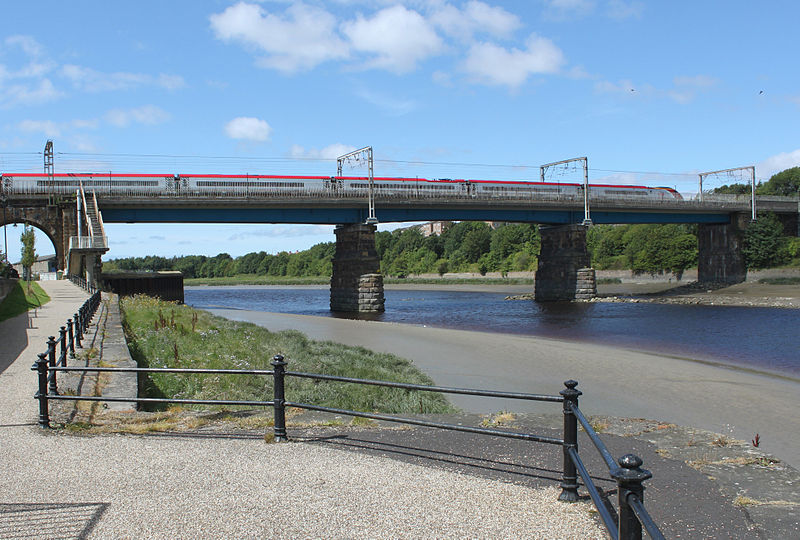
33;346;664;539
68;274;98;294
33;290;101;415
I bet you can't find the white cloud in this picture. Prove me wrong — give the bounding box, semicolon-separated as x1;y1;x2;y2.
596;75;716;103
1;78;62;107
543;0;596;19
228;225;335;241
342;5;443;73
105;105;171;128
224;117;272;142
4;35;44;57
209;1;348;73
356;88;416;116
61;64;184;92
462;33;565;88
674;74;717;88
289;143;357;160
759;149;800;177
17;119;61;137
430;1;520;40
606;0;644;19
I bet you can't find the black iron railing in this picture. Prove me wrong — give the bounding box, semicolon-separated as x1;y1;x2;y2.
33;291;101;408
68;274;97;294
33;353;664;539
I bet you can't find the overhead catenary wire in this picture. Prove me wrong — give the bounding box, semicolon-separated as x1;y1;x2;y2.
0;151;772;183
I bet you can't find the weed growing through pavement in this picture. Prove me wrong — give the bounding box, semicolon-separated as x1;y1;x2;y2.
481;411;516;427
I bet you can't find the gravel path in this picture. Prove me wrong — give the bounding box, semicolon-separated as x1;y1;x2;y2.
0;281;604;538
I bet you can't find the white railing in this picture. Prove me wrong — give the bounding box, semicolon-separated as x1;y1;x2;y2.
69;236;108;250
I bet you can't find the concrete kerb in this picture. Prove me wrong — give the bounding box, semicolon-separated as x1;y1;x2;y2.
50;292;138;417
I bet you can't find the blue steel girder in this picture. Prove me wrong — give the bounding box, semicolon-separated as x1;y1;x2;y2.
99;205;731;225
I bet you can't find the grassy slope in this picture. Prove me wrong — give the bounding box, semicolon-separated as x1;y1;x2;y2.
120;295;456;414
0;281;51;323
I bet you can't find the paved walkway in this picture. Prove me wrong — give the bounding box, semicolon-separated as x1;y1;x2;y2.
0;281;604;538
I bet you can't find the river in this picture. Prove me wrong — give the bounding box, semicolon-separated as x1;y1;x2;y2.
185;286;799;378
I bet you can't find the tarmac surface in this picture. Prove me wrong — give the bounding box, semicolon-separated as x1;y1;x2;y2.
1;280;798;538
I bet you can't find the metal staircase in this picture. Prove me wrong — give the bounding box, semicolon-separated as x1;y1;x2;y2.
66;183;108;282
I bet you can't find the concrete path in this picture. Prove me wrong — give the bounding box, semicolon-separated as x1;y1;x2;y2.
0;281;604;538
208;308;800;471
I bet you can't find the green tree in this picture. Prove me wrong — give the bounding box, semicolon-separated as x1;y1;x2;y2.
712;183;756;195
460;226;491;263
20;226;36;287
759;167;800;196
624;224;697;279
742;213;790;269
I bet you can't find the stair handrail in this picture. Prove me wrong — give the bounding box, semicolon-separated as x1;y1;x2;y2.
78;181;95;243
92;191;106;245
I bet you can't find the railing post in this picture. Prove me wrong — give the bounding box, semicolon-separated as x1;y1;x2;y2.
47;336;58;395
74;312;82;348
67;319;75;358
559;380;582;502
59;326;68;368
271;354;288;442
34;353;50;428
612;454;652;540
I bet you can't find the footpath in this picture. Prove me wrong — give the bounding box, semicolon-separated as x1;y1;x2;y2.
1;281;797;538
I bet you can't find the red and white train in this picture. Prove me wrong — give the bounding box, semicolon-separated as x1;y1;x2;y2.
1;172;683;200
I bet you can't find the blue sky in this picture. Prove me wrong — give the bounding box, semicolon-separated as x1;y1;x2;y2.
2;1;799;262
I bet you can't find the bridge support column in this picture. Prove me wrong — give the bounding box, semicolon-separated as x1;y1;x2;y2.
330;223;385;313
535;224;596;301
697;215;748;285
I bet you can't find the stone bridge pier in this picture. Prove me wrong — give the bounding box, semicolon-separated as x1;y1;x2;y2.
535;224;596;301
697;213;749;285
330;223;385;313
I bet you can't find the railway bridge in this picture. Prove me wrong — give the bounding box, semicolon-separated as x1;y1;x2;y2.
2;178;798;311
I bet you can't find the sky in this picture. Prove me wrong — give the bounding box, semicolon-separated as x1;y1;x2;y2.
2;0;799;262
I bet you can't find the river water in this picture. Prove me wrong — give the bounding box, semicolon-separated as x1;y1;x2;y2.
185;287;799;378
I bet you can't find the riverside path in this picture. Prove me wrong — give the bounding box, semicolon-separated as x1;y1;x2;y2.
0;281;604;538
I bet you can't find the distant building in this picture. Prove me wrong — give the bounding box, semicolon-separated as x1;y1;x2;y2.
13;254;57;279
417;221;449;237
394;221;504;238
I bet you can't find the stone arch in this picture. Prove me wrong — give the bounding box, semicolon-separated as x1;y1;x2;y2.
0;204;64;270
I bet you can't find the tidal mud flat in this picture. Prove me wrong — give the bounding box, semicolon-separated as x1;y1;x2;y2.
204;306;800;470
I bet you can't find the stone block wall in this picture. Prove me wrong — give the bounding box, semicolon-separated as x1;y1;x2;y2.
330;224;385;312
697;213;748;285
534;224;595;301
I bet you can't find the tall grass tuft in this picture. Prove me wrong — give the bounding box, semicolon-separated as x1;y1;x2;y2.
120;295;456;415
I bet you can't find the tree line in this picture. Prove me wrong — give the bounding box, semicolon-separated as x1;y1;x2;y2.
103;215;799;281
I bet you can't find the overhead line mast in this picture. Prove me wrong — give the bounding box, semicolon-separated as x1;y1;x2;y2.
698;165;757;221
540;157;591;225
337;146;377;225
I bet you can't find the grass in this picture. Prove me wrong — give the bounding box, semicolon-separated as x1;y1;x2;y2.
120;295;457;415
0;280;51;322
758;276;800;285
596;277;623;285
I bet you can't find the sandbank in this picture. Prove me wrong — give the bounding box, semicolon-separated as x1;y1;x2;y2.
206;307;800;469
